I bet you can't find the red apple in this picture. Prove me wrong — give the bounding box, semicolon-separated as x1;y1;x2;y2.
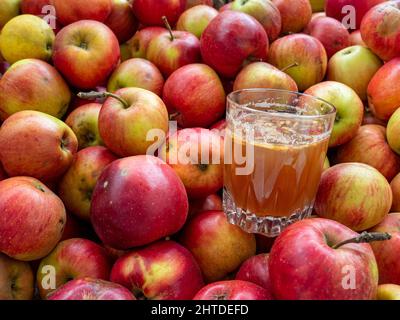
349;30;366;46
53;20;120;90
0;177;66;261
162;64;225;128
132;0;186;26
49;278;135;300
176;5;219;39
58;146;117;221
21;0;53;15
111;241;204;300
193;280;271;300
37;238;111;299
129;27;167;59
200;10;269;78
0;111;78;181
210;119;226;135
269;218;379;299
188;194;223;218
268;34;327;91
236;254;272;294
91;155;189;249
186;0;213;8
334;125;400;180
272;0;312;34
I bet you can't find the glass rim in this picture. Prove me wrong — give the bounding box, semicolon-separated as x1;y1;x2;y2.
227;88;337;120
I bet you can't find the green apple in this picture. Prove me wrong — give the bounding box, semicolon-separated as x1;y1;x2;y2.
309;0;325;12
0;0;20;29
176;5;218;39
387;107;400;155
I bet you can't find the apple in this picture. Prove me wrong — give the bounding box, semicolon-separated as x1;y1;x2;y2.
179;211;256;283
103;245;128;263
104;0;138;44
377;284;400;300
235;254;272;294
367;57;400;121
186;0;213;8
349;30;366;46
326;0;386;30
229;0;282;42
107;58;164;96
269;218;380;299
95;87;168;157
53;20;120;90
188;194;223;218
91;155;189;249
0;253;34;300
37;238;111;299
65;103;103;149
360;1;400;61
200;10;269;78
0;14;55;64
162;64;225;128
49;278;135;300
310;0;325;12
176;5;219;39
53;0;112;25
370;213;400;285
0;59;71;121
129;27;166;59
272;0;312;34
0;177;66;261
58;146;117;221
60;213;92;242
391;173;400;211
119;42;132;62
0;164;7;181
334;125;400;181
0;0;20;29
132;0;186;26
111;240;204;300
327;45;383;101
219;3;232;11
233;62;298;92
304;81;364;147
362;110;387;126
160;128;224;199
193;280;272;300
20;0;63;32
268;34;327;91
315;163;392;231
387;108;400;156
304;16;350;58
210;119;226;136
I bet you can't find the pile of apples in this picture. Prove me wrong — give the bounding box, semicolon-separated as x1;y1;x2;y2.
0;0;400;301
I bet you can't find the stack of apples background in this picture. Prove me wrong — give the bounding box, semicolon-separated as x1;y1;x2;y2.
0;0;400;301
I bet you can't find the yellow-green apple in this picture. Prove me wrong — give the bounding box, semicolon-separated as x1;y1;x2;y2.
268;34;327;91
0;253;34;300
132;0;186;26
91;155;189;249
326;0;386;30
0;111;78;181
229;0;282;42
349;30;366;46
49;278;135;300
272;0;312;34
176;5;219;39
0;59;71;120
53;20;120;90
370;213;400;284
160;128;224;199
310;0;325;12
193;280;272;300
107;58;164;96
0;14;54;64
367;58;400;121
390;173;400;211
186;0;213;8
201;10;269;78
334;125;400;181
65;103;103;149
327;46;383;101
95;88;168;157
58;146;117;221
104;0;138;43
162;64;225;128
37;238;111;299
53;0;112;25
179;211;256;282
0;0;20;29
233;62;298;92
304;16;350;58
387;108;400;155
129;27;167;58
110;240;204;300
0;177;66;261
269;218;380;300
188;194;223;218
304;81;364;147
377;284;400;300
235;254;272;294
315;163;392;231
119;42;132;62
360;1;400;61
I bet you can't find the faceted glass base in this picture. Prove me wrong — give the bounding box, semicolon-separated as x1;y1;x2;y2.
223;188;314;237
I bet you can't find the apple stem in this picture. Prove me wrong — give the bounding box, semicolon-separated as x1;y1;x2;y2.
280;62;299;73
332;232;392;250
169;112;180;121
162;16;175;41
77;91;129;109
